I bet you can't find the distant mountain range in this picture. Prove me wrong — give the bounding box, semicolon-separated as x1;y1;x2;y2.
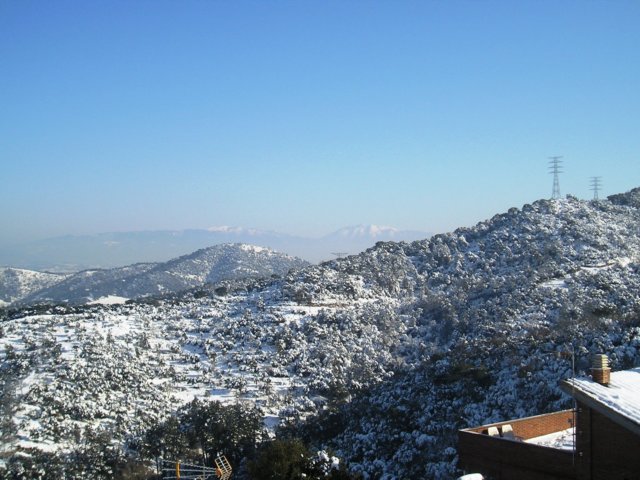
2;243;308;306
0;225;430;271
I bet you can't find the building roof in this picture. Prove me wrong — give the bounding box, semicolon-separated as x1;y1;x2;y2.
560;367;640;437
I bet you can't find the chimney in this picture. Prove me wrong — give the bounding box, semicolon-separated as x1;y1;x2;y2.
591;354;611;386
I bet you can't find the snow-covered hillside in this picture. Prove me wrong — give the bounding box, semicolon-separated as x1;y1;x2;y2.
0;268;66;305
0;285;395;475
13;244;308;306
2;189;640;478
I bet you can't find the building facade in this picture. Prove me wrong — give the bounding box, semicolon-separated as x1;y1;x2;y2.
458;364;640;480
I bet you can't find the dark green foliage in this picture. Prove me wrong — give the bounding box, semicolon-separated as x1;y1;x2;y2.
0;377;18;454
433;362;492;387
247;439;359;480
247;438;310;480
4;438;149;480
141;399;267;467
181;399;267;465
215;286;228;296
6;400;268;479
142;415;190;462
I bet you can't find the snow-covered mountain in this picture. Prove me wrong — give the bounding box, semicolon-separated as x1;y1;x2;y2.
3;189;640;478
16;244;308;306
324;224;425;240
0;268;67;306
0;225;431;270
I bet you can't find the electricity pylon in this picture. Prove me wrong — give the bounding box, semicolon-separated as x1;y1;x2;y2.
548;156;563;199
590;176;602;200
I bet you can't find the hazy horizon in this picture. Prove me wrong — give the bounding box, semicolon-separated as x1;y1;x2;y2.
0;223;434;270
2;222;431;244
2;1;639;248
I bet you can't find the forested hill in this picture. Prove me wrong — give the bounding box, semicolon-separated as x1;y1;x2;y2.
301;189;640;478
294;189;640;304
0;268;66;306
2;189;640;479
15;243;309;305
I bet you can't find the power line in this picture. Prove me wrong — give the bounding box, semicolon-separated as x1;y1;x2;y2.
590;176;602;200
548;156;563;200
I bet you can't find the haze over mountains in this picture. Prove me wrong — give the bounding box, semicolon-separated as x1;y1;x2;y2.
0;225;430;272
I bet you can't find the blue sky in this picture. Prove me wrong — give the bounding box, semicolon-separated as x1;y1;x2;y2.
1;0;639;246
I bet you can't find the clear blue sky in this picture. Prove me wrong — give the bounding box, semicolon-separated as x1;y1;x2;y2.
1;0;639;246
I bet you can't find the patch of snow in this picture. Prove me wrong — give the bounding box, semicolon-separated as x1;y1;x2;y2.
264;415;280;429
87;295;129;305
618;257;633;267
540;278;567;289
171;387;211;404
580;260;628;273
16;439;60;453
525;427;574;450
239;244;268;253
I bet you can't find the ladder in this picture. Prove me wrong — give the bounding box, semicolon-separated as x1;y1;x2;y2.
214;455;233;480
161;455;232;480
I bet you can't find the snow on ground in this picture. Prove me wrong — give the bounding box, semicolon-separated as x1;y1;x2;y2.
0;292;371;457
16;439;60;453
618;257;633;267
540;278;567;289
87;295;129;305
580;256;634;273
525;427;575;450
239;244;267;254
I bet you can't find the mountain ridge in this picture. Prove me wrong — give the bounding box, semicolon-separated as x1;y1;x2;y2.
5;243;308;306
0;268;67;306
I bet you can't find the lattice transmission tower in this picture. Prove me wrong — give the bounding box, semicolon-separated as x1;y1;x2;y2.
548;156;563;199
590;176;602;200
